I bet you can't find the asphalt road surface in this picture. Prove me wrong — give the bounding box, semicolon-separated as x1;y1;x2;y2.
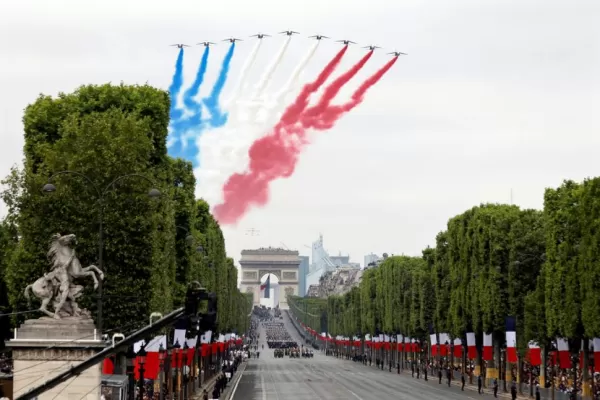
231;313;507;400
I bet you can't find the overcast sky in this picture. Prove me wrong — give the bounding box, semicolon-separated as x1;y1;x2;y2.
1;0;598;269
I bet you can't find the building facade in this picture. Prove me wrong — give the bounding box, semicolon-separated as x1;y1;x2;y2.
239;247;301;309
298;255;309;297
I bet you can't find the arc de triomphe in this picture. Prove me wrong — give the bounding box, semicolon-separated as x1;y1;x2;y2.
239;247;301;310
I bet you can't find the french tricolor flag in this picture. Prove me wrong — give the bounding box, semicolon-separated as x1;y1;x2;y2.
453;338;463;358
439;333;450;356
556;338;571;369
527;341;541;366
396;334;403;352
483;333;493;361
505;316;517;363
133;335;168;379
466;332;477;360
429;325;438;356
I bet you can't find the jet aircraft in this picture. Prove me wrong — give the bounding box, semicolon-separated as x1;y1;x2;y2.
197;42;216;47
250;33;271;39
280;30;299;36
336;39;356;45
388;51;407;56
363;45;381;51
223;38;242;43
309;34;329;40
170;44;190;49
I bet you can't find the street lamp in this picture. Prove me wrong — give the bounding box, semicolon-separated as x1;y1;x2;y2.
138;345;147;400
42;171;161;334
165;342;174;399
501;348;507;392
390;335;395;372
173;340;181;398
422;340;428;381
125;345;137;400
175;226;195;246
183;341;189;399
158;343;165;400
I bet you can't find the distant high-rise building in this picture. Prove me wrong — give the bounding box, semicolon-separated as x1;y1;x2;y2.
364;253;381;268
298;256;309;296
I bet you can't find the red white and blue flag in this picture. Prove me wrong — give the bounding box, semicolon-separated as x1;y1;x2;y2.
260;275;270;298
506;316;518;363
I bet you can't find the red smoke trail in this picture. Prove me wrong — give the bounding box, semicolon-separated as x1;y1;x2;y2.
305;56;399;130
302;50;373;120
278;45;348;126
213;54;396;225
212;47;349;224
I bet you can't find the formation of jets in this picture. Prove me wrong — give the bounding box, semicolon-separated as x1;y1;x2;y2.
170;32;406;55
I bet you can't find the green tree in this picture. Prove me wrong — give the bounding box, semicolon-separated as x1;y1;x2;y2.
1;83;249;336
0;219;17;343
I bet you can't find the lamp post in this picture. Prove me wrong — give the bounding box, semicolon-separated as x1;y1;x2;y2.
173;340;181;399
42;171;161;334
166;342;174;399
390;335;395;372
175;226;195;246
422;341;428;381
183;341;189;400
138;345;147;400
501;348;507;392
446;340;452;384
125;345;136;400
158;343;165;400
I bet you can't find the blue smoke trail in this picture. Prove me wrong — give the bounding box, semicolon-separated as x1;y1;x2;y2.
167;48;185;158
175;43;236;167
170;46;210;135
183;46;210;115
203;42;236;127
169;48;185;123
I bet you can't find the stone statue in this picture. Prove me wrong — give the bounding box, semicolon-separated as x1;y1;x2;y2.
24;233;104;319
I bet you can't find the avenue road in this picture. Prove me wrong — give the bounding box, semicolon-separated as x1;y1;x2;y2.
231;313;508;400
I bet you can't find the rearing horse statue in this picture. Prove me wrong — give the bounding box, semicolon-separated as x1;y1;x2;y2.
24;233;104;319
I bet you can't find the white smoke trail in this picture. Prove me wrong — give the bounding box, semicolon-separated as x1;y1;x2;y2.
273;41;320;103
225;39;263;109
251;36;292;100
226;42;321;166
197;41;318;208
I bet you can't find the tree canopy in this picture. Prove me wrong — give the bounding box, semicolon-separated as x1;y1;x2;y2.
291;194;600;351
1;83;250;335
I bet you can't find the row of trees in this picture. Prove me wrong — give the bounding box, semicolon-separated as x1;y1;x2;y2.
0;84;251;338
290;181;600;353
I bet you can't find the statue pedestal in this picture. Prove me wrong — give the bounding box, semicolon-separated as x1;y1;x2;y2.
6;317;106;400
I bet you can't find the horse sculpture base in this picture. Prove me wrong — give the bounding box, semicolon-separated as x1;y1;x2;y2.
7;317;105;400
14;315;99;341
